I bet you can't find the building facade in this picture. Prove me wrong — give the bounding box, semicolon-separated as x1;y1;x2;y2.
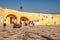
0;7;60;26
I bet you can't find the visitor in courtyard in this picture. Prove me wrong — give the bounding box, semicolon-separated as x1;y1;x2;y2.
3;20;6;28
14;19;17;24
21;20;24;26
24;21;28;26
29;21;34;27
31;21;35;26
26;21;29;25
13;19;16;28
12;19;14;24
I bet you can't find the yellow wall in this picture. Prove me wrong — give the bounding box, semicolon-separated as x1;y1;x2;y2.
0;7;5;26
0;7;60;26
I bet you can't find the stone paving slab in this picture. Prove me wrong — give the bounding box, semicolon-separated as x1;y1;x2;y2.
0;25;60;40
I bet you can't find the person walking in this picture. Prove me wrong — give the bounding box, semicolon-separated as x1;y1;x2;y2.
3;20;6;28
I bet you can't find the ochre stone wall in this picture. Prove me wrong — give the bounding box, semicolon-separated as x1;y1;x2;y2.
0;7;60;26
0;7;5;26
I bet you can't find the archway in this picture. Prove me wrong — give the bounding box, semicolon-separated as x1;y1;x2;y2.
6;14;17;24
20;16;29;23
20;16;29;21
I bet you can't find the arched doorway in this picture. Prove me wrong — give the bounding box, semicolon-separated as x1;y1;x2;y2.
20;16;29;23
20;16;29;21
6;14;17;24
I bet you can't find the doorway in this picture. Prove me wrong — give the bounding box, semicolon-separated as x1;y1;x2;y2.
6;14;17;24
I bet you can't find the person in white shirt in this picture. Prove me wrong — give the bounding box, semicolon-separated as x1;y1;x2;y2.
21;20;25;26
14;19;17;23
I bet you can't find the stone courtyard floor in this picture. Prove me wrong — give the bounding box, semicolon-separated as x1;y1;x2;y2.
0;25;60;40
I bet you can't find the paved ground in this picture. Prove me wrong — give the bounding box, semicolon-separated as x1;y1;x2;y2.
0;25;60;40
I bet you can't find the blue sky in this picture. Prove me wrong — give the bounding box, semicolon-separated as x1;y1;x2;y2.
0;0;60;13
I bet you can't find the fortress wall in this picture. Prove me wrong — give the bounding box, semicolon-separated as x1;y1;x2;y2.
0;7;60;25
5;9;60;25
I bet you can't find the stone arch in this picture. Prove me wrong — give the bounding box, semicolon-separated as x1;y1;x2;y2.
20;16;29;21
20;16;29;25
6;14;17;24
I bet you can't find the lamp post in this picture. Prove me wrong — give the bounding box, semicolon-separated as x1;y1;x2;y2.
20;6;23;11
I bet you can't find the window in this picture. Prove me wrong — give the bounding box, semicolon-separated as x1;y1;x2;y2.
42;18;44;21
51;16;53;19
